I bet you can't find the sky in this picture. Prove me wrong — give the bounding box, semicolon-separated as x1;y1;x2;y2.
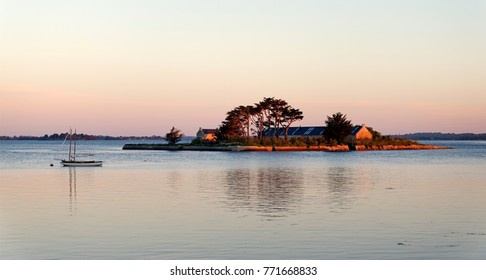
1;0;485;136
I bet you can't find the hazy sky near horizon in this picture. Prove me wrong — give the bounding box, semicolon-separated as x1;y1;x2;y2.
1;0;485;136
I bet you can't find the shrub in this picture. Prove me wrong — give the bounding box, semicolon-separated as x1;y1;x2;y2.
163;127;184;144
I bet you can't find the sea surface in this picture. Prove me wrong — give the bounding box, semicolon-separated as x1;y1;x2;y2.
0;140;485;259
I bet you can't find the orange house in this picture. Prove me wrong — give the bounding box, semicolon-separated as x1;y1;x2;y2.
345;124;373;143
196;128;217;141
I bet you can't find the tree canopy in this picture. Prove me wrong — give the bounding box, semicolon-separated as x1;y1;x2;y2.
217;97;303;141
323;112;353;144
163;127;185;144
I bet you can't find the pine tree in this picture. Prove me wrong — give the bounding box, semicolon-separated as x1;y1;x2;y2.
323;112;353;144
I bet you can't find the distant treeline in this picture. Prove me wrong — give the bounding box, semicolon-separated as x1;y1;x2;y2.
393;133;486;141
0;133;166;141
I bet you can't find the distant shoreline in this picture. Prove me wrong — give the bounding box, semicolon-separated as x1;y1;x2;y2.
392;132;486;141
0;136;194;142
122;144;449;152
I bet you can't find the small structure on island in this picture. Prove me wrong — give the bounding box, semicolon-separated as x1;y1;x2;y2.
196;128;218;141
344;124;373;144
262;124;372;143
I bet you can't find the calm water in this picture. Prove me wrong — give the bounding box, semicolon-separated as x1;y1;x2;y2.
1;140;485;259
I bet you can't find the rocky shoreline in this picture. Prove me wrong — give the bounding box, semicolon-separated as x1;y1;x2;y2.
122;144;449;152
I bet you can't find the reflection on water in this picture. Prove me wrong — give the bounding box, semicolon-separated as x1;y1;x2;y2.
224;166;374;217
166;170;184;195
224;167;304;219
325;167;358;213
68;167;77;216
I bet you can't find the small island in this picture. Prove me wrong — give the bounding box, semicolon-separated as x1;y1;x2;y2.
123;97;448;152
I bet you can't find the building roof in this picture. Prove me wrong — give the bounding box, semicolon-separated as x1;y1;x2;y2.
349;125;363;136
262;126;325;137
200;128;218;134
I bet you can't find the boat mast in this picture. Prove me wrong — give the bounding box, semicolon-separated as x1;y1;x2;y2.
68;127;72;161
73;128;77;161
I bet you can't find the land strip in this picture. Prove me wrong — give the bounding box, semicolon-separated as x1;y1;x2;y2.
122;144;448;152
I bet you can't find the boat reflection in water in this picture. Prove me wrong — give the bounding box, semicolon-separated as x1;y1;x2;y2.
68;167;77;216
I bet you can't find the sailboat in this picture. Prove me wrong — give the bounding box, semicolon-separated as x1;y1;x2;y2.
61;128;103;167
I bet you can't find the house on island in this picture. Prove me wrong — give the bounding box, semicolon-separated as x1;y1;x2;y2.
197;124;372;143
196;128;218;141
344;124;373;143
263;124;373;143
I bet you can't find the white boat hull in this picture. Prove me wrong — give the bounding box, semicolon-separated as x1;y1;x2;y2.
61;160;103;167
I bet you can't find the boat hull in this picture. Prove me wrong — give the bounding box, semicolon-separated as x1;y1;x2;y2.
61;160;103;167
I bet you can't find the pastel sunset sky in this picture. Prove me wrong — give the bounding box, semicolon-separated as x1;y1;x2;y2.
1;0;485;136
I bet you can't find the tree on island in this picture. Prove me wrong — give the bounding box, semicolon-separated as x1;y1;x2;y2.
217;97;303;141
281;106;304;140
217;106;249;141
163;127;185;144
323;112;353;144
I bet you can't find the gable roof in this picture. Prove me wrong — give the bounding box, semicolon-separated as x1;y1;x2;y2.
349;125;363;136
262;126;325;137
201;128;218;134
